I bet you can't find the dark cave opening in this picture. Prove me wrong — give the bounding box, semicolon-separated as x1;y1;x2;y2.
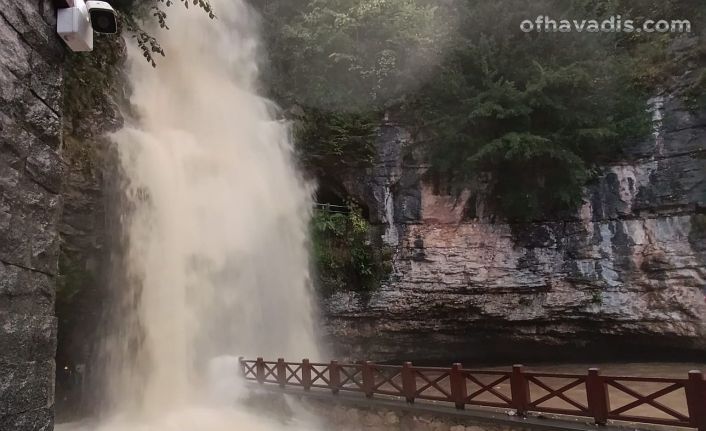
314;175;370;220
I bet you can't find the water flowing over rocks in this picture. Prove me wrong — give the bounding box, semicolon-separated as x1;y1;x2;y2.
0;1;64;429
323;90;706;362
56;3;320;430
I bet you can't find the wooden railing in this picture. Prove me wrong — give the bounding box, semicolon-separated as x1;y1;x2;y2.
239;358;706;431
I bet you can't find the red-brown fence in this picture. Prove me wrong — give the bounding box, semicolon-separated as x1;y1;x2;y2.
239;358;706;431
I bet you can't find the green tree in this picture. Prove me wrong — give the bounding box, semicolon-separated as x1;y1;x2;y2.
294;109;379;178
259;0;454;111
407;0;652;220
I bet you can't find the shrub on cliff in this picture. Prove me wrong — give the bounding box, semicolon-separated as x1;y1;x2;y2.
311;204;392;294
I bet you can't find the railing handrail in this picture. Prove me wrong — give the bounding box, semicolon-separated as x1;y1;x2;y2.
239;357;706;431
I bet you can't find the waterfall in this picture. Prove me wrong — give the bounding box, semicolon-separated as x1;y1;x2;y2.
62;1;320;429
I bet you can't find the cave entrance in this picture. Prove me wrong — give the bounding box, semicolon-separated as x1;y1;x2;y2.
314;175;370;220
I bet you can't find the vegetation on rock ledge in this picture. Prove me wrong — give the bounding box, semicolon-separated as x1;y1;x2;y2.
311;204;393;294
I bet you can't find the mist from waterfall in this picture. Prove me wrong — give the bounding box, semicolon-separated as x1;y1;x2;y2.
64;1;321;429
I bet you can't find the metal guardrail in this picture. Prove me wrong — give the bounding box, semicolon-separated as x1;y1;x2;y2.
313;203;351;214
239;358;706;431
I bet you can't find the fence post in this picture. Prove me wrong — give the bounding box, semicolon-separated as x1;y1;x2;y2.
686;370;706;431
362;361;375;398
302;359;312;391
450;363;468;410
586;368;610;425
402;362;416;404
510;365;530;416
276;358;286;388
330;360;341;395
256;357;265;384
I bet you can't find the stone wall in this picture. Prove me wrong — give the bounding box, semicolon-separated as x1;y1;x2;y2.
0;1;64;429
323;77;706;362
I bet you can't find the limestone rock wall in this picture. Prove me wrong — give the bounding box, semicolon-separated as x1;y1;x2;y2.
0;1;64;429
323;90;706;362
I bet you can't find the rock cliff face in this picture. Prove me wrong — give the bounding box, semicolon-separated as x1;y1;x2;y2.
0;1;64;429
54;35;126;419
323;88;706;362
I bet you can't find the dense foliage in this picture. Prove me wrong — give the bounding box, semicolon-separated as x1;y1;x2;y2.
408;1;653;220
311;205;393;294
294;110;379;178
259;0;454;111
258;0;704;221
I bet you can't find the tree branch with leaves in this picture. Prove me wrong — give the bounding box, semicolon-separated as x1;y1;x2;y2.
115;0;216;67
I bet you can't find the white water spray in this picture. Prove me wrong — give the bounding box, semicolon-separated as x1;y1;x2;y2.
64;1;320;429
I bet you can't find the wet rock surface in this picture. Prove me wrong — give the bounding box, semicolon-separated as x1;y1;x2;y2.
54;35;127;420
0;1;64;429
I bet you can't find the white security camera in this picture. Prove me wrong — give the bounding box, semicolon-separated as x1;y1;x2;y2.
86;1;118;34
57;0;117;52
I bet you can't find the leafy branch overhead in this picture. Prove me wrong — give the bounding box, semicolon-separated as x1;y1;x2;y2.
116;0;216;67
